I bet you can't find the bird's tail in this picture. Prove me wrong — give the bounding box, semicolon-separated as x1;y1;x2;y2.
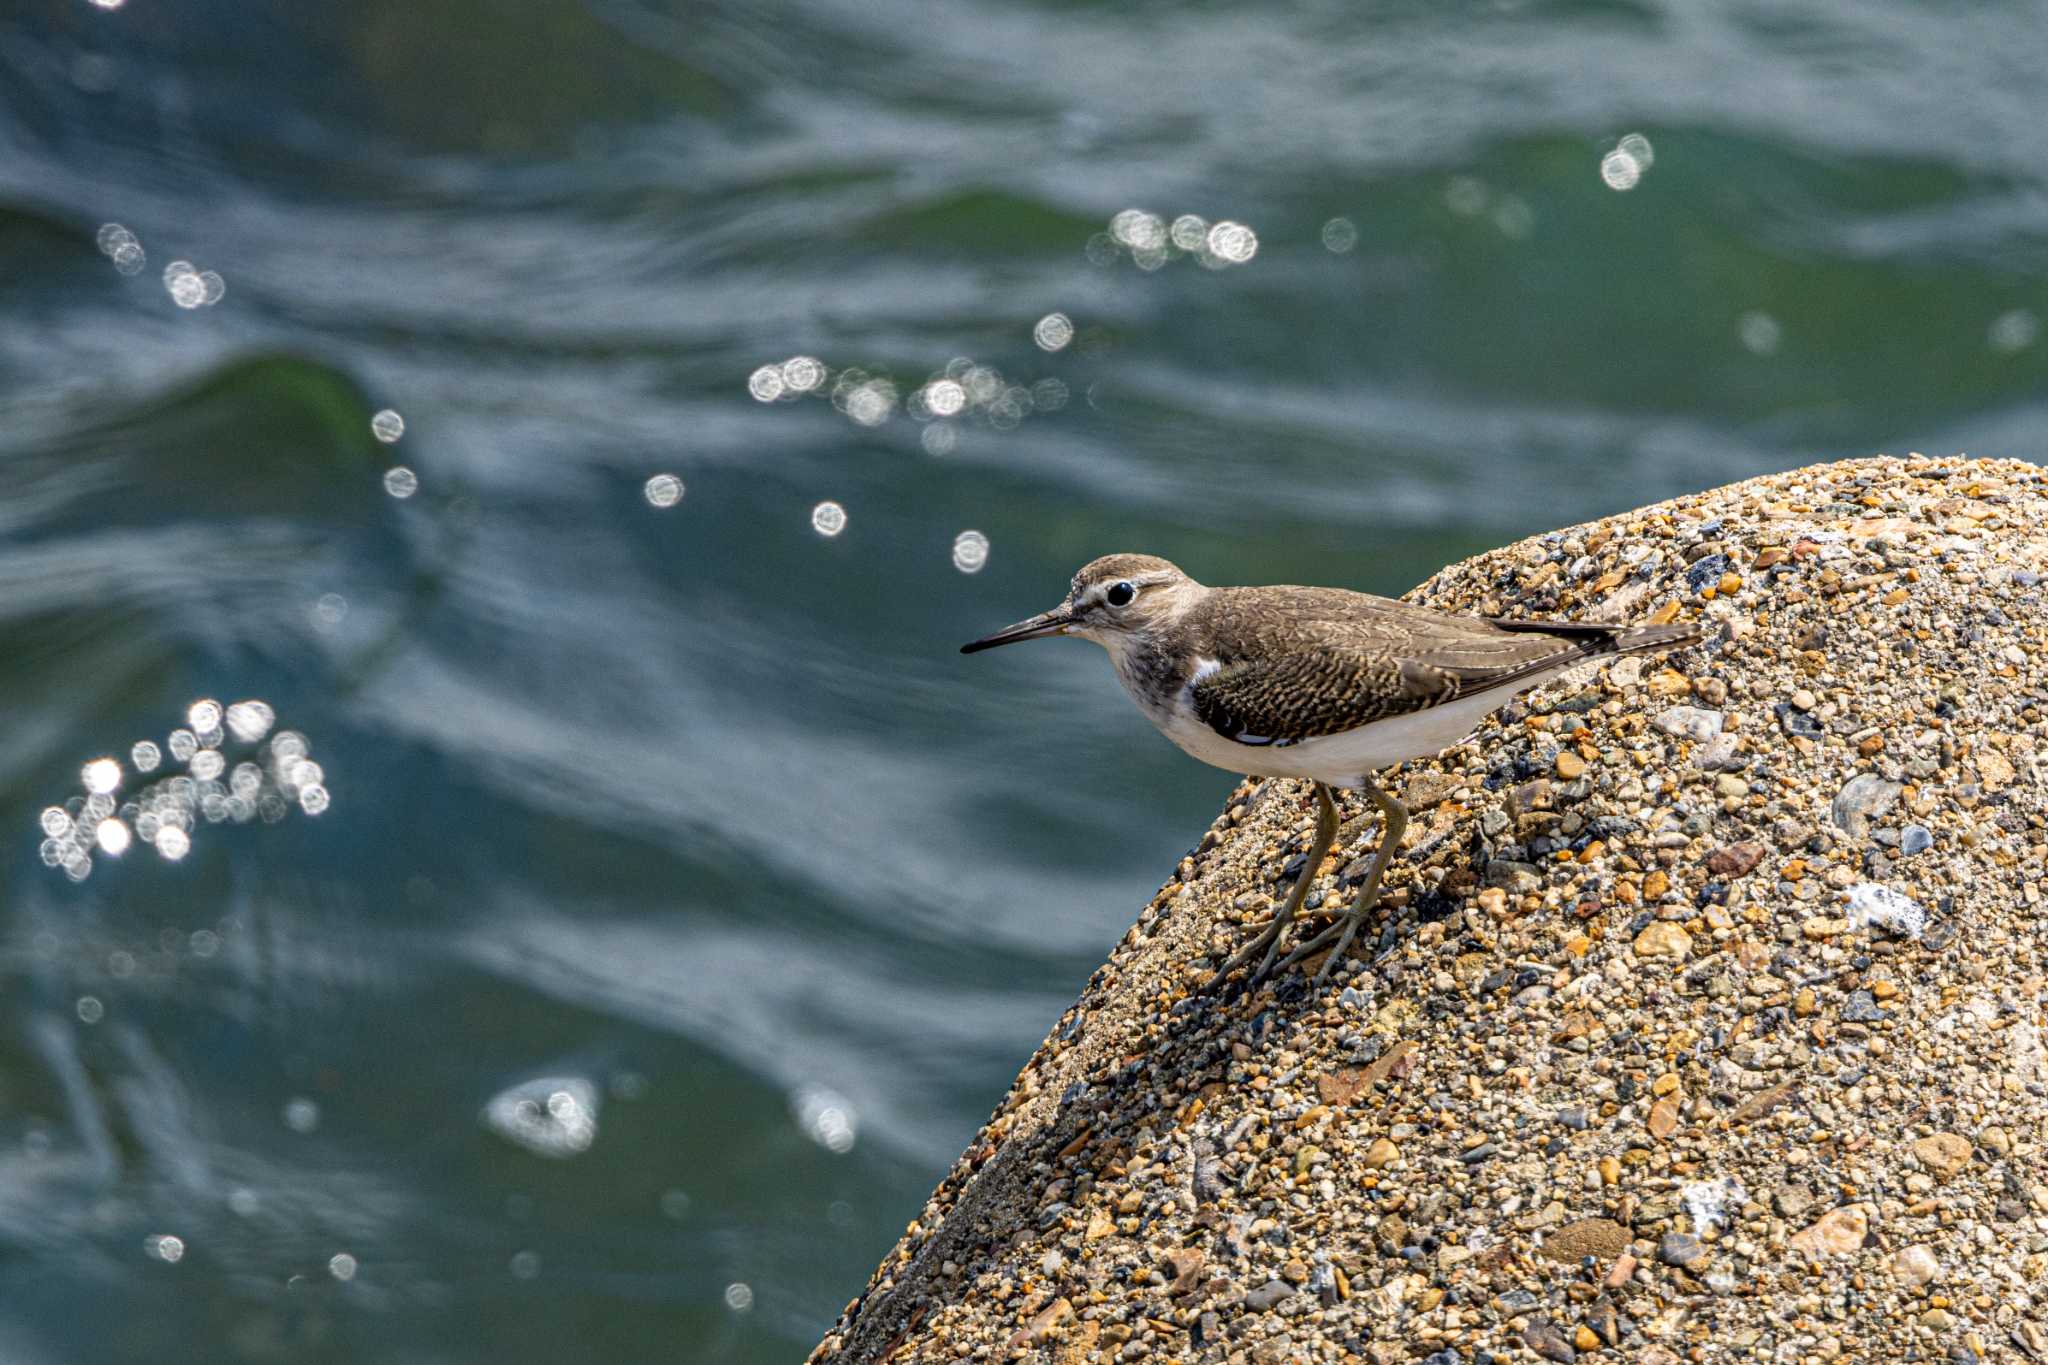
1488;616;1705;658
1606;621;1706;656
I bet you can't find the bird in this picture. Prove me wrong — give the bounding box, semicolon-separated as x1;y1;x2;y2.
962;554;1702;990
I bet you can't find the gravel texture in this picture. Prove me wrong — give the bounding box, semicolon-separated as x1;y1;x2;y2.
813;456;2048;1364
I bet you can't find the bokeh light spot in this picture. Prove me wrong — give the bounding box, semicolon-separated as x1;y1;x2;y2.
483;1077;598;1157
370;409;405;444
1206;220;1258;264
1738;311;1782;355
1599;148;1642;191
383;466;419;499
97;223;146;274
780;356;826;392
162;260;214;309
951;530;990;574
643;474;684;508
1989;309;2040;353
1032;312;1074;351
792;1084;858;1153
923;379;966;417
840;378;897;427
1444;177;1488;216
811;501;847;537
1169;214;1209;251
225;701;275;744
1110;209;1168;251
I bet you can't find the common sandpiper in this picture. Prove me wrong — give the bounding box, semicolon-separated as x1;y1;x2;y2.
963;554;1701;990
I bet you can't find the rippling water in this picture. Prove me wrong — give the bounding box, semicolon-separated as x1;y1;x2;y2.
2;2;2044;1360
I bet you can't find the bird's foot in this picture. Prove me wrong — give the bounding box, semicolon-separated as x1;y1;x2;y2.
1277;902;1376;987
1200;917;1285;994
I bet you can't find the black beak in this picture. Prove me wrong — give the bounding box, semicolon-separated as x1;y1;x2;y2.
960;607;1074;654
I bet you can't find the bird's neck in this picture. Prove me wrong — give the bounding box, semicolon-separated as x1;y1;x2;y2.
1095;592;1208;719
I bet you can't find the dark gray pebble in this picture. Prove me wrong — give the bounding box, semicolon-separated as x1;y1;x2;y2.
1776;704;1824;740
1833;774;1902;839
1659;1232;1708;1267
1523;1319;1576;1363
1686;553;1730;595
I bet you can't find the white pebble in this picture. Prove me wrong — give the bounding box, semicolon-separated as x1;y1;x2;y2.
1847;883;1926;940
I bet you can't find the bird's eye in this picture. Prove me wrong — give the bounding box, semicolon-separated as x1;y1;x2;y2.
1105;581;1136;607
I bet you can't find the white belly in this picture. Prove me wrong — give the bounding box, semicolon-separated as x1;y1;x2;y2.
1141;663;1572;788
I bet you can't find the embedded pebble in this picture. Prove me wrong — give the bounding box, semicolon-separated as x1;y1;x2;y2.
1633;921;1693;959
1833;774;1903;838
1543;1217;1630;1263
1847;881;1927;939
1777;704;1824;740
1788;1204;1872;1259
1653;706;1724;741
1893;1245;1941;1287
1695;732;1745;771
1912;1132;1972;1179
1705;841;1765;876
1523;1320;1575;1363
1685;553;1731;595
1658;1232;1708;1267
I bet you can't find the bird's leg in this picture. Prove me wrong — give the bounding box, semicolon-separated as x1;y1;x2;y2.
1280;777;1408;985
1201;781;1338;992
1253;781;1343;984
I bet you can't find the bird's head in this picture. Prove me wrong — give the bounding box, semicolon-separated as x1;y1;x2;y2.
961;554;1201;654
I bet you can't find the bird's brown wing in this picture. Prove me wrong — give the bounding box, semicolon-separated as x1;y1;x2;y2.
1189;648;1463;745
1186;588;1694;745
